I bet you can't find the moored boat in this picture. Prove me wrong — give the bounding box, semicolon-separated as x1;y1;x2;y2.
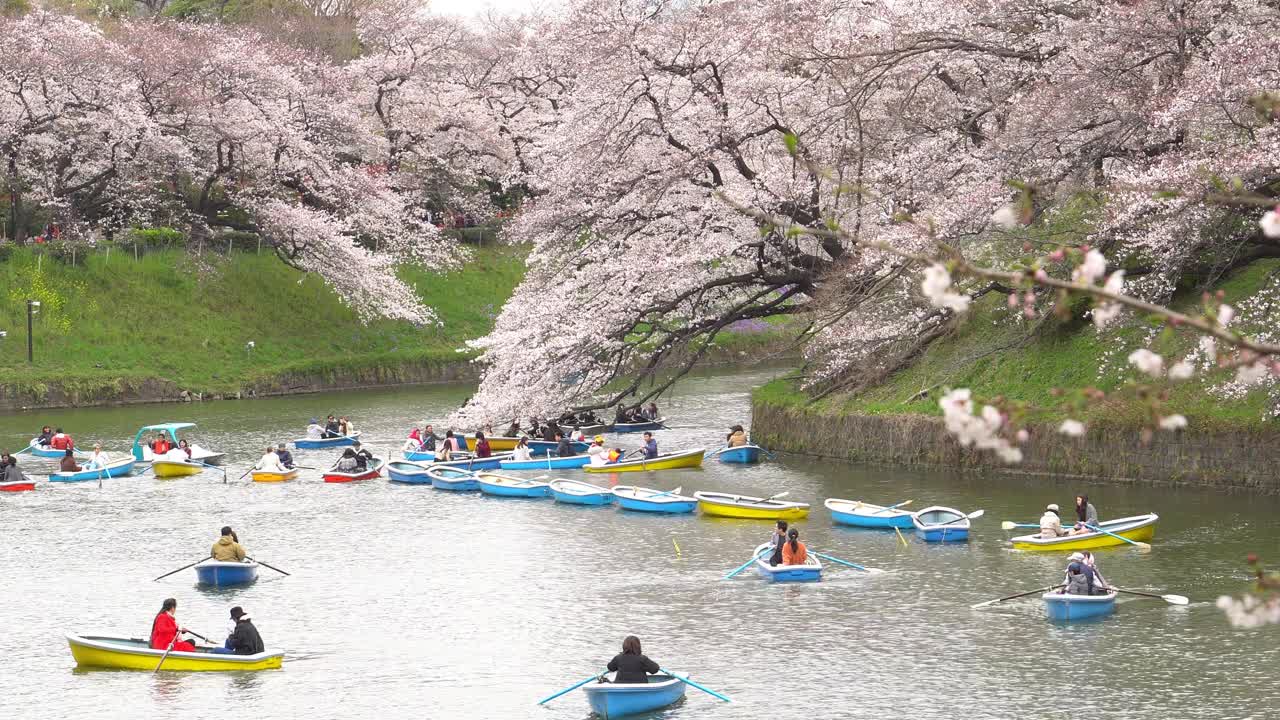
66;634;283;671
194;559;260;586
49;457;136;483
251;468;298;483
1011;513;1158;551
825;498;914;529
612;485;697;513
582;672;687;718
693;492;810;520
498;453;592;471
476;472;550;497
548;478;615;505
582;448;705;474
612;418;665;433
427;465;480;491
386;460;433;484
0;479;36;492
152;459;205;478
1043;590;1118;621
294;432;360;450
322;457;385;483
912;506;972;542
752;542;822;582
130;423;225;465
717;445;762;464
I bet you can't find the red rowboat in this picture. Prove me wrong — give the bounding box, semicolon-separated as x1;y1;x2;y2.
323;457;384;483
0;479;37;492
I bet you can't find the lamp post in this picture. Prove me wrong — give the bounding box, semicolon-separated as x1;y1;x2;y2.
26;300;40;363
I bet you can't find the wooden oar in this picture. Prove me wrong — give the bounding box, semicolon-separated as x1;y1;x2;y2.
183;629;211;642
246;556;291;576
659;667;730;702
153;556;212;582
238;467;254;481
744;491;789;505
1000;521;1038;530
1085;523;1152;553
537;671;607;704
154;635;179;673
724;547;771;580
292;465;317;470
1114;587;1189;605
811;551;874;572
971;584;1067;609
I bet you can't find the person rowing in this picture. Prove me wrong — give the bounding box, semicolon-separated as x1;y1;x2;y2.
150;598;197;652
351;441;374;470
640;431;658;460
50;427;74;451
768;520;788;566
726;424;748;447
84;444;110;470
474;431;493;459
257;446;288;474
1061;551;1108;595
334;448;359;472
420;424;441;452
212;526;248;562
554;431;574;458
323;415;341;439
275;443;294;469
4;455;28;484
605;635;660;684
1069;494;1098;535
1039;503;1065;538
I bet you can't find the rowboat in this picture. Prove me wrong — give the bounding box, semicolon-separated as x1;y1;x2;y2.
427;465;480;491
612;485;697;513
717;445;762;463
1043;590;1118;621
49;457;136;483
575;423;611;435
427;453;510;471
582;672;687;718
612;418;665;433
498;453;592;471
825;498;914;529
752;542;822;582
0;479;36;492
912;506;971;542
1011;513;1159;551
251;468;298;483
294;432;360;449
582;448;705;474
194;559;260;586
387;460;433;484
527;440;590;457
322;457;384;483
476;472;550;498
457;435;522;452
130;423;225;465
152;459;205;478
693;492;810;520
66;634;283;671
26;439;82;459
548;478;615;506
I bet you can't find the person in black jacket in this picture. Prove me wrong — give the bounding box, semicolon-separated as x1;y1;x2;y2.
227;606;265;655
352;441;374;470
606;635;660;684
554;431;574;458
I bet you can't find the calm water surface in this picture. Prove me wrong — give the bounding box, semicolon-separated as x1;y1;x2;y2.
2;368;1278;719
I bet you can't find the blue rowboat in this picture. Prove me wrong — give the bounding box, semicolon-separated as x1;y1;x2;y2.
294;432;360;450
582;673;686;718
476;472;550;498
752;542;822;582
825;498;914;529
498;453;592;471
26;439;80;459
912;506;971;542
427;453;510;471
612;485;696;513
612;418;665;433
717;445;762;463
194;560;260;587
387;460;432;484
426;466;480;491
548;478;615;506
527;440;590;457
49;457;136;483
1043;590;1118;621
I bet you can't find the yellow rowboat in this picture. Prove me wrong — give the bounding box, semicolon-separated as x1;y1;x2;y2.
66;634;283;671
1011;513;1158;551
252;468;299;483
583;448;706;474
694;491;810;520
463;435;521;452
151;459;204;478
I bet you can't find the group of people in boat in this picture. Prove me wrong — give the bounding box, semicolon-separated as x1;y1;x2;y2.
1039;495;1098;538
615;403;660;424
332;442;376;473
147;432;200;463
149;598;264;656
35;426;75;451
0;452;29;484
305;415;356;440
254;444;296;473
767;520;808;566
1059;551;1110;596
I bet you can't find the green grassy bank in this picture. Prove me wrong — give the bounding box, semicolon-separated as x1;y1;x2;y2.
0;246;528;404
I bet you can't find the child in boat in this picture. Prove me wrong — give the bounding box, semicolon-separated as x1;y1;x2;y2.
781;528;808;566
606;636;660;684
150;598;197;652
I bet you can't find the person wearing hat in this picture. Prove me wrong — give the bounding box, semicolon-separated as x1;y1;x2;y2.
211;526;248;562
587;435;610;467
726;424;748;447
275;443;295;470
1062;552;1104;596
1039;503;1064;539
306;418;325;440
224;606;265;655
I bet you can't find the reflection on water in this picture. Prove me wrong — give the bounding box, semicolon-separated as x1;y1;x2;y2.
3;366;1279;719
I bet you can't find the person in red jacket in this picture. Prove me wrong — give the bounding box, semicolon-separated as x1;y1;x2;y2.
49;428;74;451
150;598;197;652
150;433;173;456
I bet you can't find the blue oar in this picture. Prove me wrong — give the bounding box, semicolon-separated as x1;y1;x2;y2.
537;670;606;704
659;668;730;702
1086;523;1152;553
723;547;770;580
811;551;874;573
13;442;36;456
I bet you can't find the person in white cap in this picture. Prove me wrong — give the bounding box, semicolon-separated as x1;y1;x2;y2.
1040;503;1065;539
